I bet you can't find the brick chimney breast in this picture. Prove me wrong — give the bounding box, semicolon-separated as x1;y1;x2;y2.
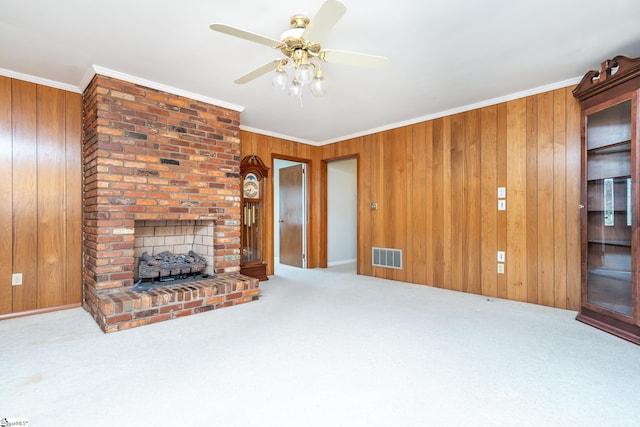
81;75;256;332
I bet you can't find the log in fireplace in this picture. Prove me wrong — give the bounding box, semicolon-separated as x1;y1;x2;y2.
138;250;207;281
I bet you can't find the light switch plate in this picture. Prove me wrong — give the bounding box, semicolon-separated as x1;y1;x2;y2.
497;187;506;198
497;263;505;274
498;199;506;211
12;273;23;286
497;251;505;262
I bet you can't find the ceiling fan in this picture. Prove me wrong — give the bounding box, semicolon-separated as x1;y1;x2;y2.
209;0;389;98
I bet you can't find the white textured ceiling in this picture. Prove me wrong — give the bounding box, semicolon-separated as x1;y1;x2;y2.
2;0;640;145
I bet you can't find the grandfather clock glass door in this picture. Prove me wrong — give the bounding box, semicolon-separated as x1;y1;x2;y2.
240;155;269;281
243;201;261;263
585;99;633;316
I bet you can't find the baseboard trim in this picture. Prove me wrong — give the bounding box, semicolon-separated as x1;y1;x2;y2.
0;303;82;321
328;259;357;267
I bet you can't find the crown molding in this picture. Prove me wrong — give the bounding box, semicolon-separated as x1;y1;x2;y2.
0;67;82;93
91;65;245;113
317;76;583;145
239;125;318;146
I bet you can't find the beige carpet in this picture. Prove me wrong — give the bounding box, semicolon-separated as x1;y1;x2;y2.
2;263;640;426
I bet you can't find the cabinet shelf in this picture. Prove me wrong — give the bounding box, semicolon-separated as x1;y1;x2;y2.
587;239;631;247
587;176;631;183
588;268;632;281
587;140;631;154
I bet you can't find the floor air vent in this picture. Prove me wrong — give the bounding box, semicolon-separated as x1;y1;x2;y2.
372;247;402;269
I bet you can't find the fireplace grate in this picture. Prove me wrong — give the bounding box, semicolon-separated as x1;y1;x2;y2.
132;273;215;292
138;250;206;280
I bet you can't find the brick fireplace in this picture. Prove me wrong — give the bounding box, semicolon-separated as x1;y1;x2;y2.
82;74;259;332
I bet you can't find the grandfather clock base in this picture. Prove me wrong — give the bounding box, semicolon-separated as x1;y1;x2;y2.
240;262;268;281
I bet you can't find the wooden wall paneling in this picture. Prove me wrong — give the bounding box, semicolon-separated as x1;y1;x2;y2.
405;126;416;283
431;119;445;288
442;117;452;289
323;142;336;160
308;145;323;268
496;103;508;298
373;132;386;278
370;133;382;277
409;123;428;285
37;86;66;308
464;109;482;294
565;88;582;310
319;156;329;269
450;113;465;292
241;131;256;154
262;136;275;275
65;92;82;304
381;131;394;279
352;138;364;275
423;122;434;286
12;80;38;312
506;99;528;302
268;137;279;273
0;76;12;314
537;91;556;306
553;88;568;308
359;135;374;276
480;106;498;297
381;131;393;260
392;127;407;282
526;95;539;304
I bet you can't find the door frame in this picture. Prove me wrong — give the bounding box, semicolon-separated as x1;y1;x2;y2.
321;154;359;270
272;155;310;268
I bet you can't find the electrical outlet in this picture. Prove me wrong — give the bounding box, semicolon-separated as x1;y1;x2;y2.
12;273;23;286
497;263;505;274
497;251;505;262
370;202;378;210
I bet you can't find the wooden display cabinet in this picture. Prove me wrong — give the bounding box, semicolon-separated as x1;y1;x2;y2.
573;56;640;344
240;155;269;281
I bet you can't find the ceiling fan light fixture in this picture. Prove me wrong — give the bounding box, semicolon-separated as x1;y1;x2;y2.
310;70;326;97
272;67;288;90
295;63;314;85
288;78;302;98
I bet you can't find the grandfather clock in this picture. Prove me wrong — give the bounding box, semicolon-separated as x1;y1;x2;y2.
240;155;269;281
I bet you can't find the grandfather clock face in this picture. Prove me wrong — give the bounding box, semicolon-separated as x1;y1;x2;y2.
243;173;259;199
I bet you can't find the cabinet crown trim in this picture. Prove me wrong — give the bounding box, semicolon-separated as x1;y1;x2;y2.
573;55;640;102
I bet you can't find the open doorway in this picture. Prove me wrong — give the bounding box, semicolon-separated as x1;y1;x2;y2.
327;158;357;268
273;159;307;268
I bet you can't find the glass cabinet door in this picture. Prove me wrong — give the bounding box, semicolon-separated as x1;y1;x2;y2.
585;99;633;316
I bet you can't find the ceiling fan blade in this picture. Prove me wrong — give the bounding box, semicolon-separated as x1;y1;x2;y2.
209;23;283;49
302;0;347;42
234;60;281;84
320;49;390;68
